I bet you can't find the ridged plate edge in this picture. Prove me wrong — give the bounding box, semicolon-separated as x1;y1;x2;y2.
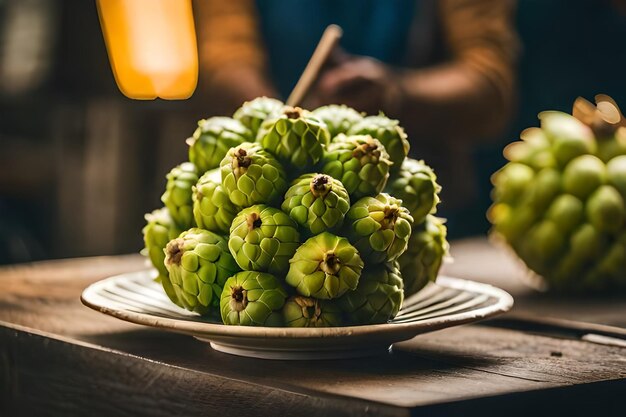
81;271;513;340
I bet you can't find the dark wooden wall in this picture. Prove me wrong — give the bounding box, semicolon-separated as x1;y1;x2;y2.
0;0;217;263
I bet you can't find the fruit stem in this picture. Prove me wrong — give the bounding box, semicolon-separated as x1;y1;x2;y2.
382;205;399;229
320;252;341;275
284;106;303;119
233;148;252;170
246;212;262;231
165;238;185;265
310;174;331;197
230;286;248;312
352;138;381;161
295;296;321;322
306;303;321;322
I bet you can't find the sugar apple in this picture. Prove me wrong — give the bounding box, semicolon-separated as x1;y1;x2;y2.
489;95;626;291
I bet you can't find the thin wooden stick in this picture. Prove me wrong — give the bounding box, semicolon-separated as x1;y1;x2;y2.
286;25;343;107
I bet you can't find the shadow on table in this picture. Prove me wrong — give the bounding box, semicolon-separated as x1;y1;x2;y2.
79;327;499;380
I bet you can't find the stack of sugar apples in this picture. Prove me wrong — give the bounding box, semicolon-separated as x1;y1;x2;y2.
142;97;448;326
489;95;626;292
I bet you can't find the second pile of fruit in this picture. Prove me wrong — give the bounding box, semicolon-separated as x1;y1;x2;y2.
489;95;626;291
143;98;448;326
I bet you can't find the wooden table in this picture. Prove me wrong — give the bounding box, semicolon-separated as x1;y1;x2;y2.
1;238;624;416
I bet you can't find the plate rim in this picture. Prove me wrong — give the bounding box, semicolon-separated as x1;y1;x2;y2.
80;270;514;339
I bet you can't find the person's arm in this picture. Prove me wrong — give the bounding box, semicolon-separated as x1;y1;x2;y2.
312;0;519;143
194;0;277;113
398;0;519;141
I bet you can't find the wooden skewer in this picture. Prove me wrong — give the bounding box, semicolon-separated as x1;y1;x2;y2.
286;24;343;107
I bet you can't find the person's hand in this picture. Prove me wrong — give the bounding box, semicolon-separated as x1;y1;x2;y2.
308;54;403;115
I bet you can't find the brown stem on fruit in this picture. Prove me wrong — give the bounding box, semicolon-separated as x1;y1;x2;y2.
382;205;400;229
229;286;248;312
310;174;331;197
232;148;252;175
352;138;381;161
320;252;341;275
246;212;262;231
284;106;303;119
165;238;185;265
294;296;321;323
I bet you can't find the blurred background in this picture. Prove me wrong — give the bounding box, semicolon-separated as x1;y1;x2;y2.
0;0;625;265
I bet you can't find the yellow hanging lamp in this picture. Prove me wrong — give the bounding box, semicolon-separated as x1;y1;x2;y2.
97;0;198;100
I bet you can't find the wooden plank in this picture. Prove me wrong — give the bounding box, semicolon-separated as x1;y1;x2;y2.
442;238;626;328
74;325;546;408
485;314;626;339
394;326;626;387
0;245;624;414
409;379;626;417
1;323;400;417
2;319;624;415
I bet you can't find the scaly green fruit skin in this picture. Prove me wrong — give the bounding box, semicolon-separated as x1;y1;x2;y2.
491;99;626;292
164;228;240;315
398;215;448;297
522;168;562;213
586;185;625;233
312;104;363;138
257;106;330;171
545;194;584;234
228;205;300;275
339;261;404;325
386;158;441;224
597;129;626;162
220;271;288;326
281;173;351;236
539;111;596;166
344;193;414;264
518;220;565;273
503;128;557;170
584;240;626;291
187;117;252;174
320;134;392;200
606;155;626;198
488;203;538;244
491;163;535;204
142;208;182;278
286;232;364;299
562;155;606;199
347;115;410;173
192;169;240;235
233;97;284;136
220;142;288;207
161;162;199;229
282;296;344;327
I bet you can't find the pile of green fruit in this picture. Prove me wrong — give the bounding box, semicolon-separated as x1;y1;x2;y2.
489;95;626;291
142;97;448;326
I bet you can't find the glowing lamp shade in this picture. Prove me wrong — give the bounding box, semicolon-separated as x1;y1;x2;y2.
97;0;198;100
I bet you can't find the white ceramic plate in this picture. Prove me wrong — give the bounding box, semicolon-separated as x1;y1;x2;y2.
81;270;513;360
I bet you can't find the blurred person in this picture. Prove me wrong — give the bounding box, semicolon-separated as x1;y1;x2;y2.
472;0;626;237
195;0;519;236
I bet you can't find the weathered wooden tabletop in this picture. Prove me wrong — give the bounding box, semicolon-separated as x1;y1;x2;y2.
1;237;624;417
